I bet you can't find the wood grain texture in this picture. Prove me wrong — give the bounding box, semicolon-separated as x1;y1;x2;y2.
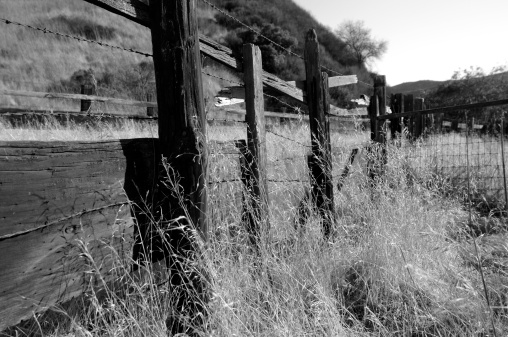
0;138;159;330
243;44;268;248
304;29;335;239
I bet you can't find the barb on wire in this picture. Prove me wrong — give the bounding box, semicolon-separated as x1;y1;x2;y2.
263;92;304;114
0;17;153;57
202;70;244;86
268;178;306;183
208;118;246;124
267;129;311;148
208;178;241;184
271;155;305;162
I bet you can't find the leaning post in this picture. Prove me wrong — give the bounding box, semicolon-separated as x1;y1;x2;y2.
304;29;335;239
149;0;208;335
242;43;269;250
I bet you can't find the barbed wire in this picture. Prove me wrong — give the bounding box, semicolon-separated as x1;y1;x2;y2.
202;71;244;86
208;118;246;124
262;92;304;115
268;179;306;183
271;155;305;163
199;0;302;60
266;129;311;148
198;0;373;89
208;178;241;184
0;17;153;57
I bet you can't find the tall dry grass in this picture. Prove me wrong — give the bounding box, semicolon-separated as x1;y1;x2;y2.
3;119;507;336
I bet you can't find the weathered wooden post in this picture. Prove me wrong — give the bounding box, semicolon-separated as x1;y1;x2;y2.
80;85;95;112
389;93;404;138
80;69;97;112
238;43;269;251
367;76;387;184
146;92;157;117
404;94;415;139
149;0;208;335
304;29;335;239
414;97;424;139
369;93;379;141
374;76;387;143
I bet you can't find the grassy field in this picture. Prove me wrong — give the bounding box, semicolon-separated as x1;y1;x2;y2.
2;116;507;337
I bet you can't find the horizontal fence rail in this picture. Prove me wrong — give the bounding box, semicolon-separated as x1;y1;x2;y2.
1;89;157;108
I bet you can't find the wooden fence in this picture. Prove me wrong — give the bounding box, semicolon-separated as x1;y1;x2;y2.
0;0;378;332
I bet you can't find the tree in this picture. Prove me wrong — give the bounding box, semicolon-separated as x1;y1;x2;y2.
335;20;387;67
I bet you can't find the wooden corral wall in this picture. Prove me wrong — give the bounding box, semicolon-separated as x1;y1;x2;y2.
0;139;158;329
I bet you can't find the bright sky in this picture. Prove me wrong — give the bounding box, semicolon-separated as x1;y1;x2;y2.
293;0;508;86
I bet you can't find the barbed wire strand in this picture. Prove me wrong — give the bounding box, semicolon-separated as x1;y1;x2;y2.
208;118;246;124
198;0;374;88
0;18;153;57
202;71;244;86
199;0;302;59
262;92;304;114
267;129;311;148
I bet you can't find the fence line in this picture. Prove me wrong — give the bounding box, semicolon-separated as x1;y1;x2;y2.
0;17;152;57
0;0;385;331
373;92;508;208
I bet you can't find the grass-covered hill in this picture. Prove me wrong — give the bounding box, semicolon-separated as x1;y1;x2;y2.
0;0;371;110
388;80;445;97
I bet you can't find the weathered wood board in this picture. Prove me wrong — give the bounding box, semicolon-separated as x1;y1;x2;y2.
0;139;159;330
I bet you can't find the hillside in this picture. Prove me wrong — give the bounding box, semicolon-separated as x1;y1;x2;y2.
388;79;445;97
0;0;372;111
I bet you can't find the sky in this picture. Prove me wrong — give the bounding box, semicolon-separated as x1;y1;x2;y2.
292;0;508;86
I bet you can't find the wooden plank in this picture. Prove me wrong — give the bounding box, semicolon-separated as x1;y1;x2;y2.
0;139;159;330
304;29;334;240
81;0;311;105
219;73;357;101
286;75;358;89
242;43;268;250
1;89;157;108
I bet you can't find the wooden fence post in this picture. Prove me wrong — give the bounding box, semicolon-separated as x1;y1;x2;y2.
304;29;335;239
369;93;379;141
390;93;404;138
374;75;387;143
80;84;94;112
404;94;415;139
240;43;268;250
414;97;424;139
146;92;157;117
149;0;207;334
367;76;387;184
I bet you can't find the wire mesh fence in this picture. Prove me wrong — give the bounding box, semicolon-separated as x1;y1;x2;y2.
384;105;508;211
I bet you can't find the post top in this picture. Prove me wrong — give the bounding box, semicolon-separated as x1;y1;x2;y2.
305;29;318;42
374;75;386;87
